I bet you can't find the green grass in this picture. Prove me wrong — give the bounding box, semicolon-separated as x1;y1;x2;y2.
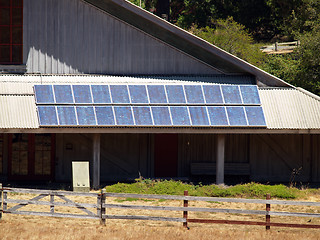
104;179;313;200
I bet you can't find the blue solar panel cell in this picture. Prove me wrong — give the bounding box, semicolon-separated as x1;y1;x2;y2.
91;85;111;103
147;85;167;104
170;107;191;126
34;85;54;103
129;85;149;104
57;106;77;125
203;85;224;104
73;85;92;103
221;85;242;104
110;85;130;103
95;106;115;125
54;85;74;104
133;107;153;125
151;107;172;125
226;107;247;126
166;85;186;103
76;106;96;125
114;106;134;125
245;106;266;126
37;106;58;125
207;107;229;126
184;85;205;104
189;106;209;126
240;85;261;104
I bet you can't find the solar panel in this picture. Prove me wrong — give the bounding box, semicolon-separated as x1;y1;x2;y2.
54;85;74;104
91;85;111;103
95;106;115;125
76;106;96;125
37;106;58;125
147;85;167;104
221;85;242;104
129;85;149;104
203;85;224;104
207;107;229;126
240;85;261;104
36;84;266;128
166;85;186;104
245;106;266;126
110;85;130;103
73;85;92;103
133;106;153;125
34;85;54;104
151;107;172;125
114;106;134;125
170;106;191;126
184;85;205;104
226;107;247;126
189;106;209;126
57;106;77;125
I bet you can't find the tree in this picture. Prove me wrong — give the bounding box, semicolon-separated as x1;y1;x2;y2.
191;17;265;66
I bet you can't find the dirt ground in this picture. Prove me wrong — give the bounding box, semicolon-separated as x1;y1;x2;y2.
1;192;320;240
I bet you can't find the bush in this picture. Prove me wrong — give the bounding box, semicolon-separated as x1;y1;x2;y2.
105;180;301;199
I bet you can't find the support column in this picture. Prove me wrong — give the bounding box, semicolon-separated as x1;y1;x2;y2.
216;134;225;185
93;133;101;190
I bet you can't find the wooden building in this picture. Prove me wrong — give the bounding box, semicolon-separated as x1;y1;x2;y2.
1;0;320;188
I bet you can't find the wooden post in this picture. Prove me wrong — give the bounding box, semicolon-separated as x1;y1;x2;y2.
183;190;188;229
275;42;278;51
216;135;225;185
50;193;54;214
101;190;106;225
266;194;271;230
3;188;7;211
93;133;101;190
0;183;2;220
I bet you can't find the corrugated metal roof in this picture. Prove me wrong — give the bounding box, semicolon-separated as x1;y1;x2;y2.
0;74;254;85
259;88;320;129
0;95;39;129
1;75;320;130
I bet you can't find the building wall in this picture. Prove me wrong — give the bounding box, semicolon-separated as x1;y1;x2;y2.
55;133;150;182
1;133;319;183
23;0;220;75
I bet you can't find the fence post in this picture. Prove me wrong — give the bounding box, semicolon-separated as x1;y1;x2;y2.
183;190;188;229
275;42;278;51
50;193;54;214
266;194;271;230
101;189;106;225
0;183;2;220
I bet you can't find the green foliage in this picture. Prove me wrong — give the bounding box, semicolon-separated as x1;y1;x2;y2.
262;54;299;83
262;25;320;95
105;179;304;200
190;17;265;66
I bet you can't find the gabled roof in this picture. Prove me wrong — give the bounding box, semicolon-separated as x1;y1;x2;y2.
83;0;292;88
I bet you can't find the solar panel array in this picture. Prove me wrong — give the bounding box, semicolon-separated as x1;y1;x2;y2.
34;84;266;127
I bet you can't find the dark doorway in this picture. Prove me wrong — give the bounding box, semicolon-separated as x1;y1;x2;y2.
8;133;55;181
154;134;178;177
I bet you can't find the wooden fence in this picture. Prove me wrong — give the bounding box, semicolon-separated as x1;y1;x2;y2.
1;183;320;230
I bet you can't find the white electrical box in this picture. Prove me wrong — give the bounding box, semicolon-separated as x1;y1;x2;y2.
72;161;90;192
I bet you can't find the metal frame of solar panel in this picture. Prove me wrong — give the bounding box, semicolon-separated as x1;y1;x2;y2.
34;84;266;128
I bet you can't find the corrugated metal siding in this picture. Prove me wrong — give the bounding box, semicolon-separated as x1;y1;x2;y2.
0;96;39;129
23;0;220;75
259;88;320;129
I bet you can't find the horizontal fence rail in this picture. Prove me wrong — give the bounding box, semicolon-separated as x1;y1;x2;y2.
1;183;320;230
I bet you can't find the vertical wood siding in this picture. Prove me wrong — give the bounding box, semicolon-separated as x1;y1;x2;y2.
23;0;220;75
53;133;320;183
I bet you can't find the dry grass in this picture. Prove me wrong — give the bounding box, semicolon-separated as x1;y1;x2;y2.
1;192;320;240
